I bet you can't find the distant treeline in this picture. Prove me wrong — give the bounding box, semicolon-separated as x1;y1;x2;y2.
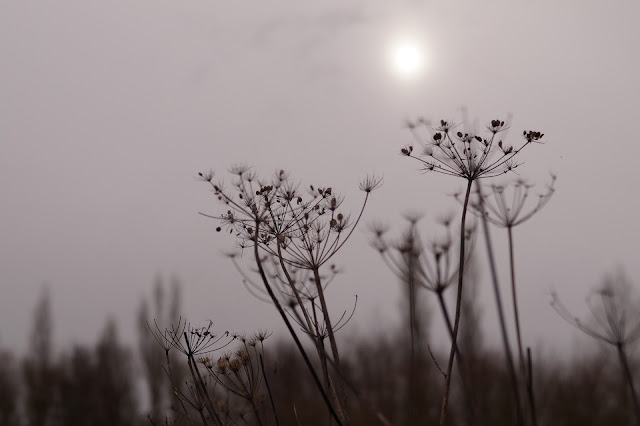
0;280;636;426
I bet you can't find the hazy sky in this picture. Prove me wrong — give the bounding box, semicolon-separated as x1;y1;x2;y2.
2;1;639;356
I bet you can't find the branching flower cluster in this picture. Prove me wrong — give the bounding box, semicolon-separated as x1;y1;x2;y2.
371;215;475;296
551;272;640;348
402;119;543;179
464;174;556;228
200;166;381;270
552;271;640;423
199;166;382;425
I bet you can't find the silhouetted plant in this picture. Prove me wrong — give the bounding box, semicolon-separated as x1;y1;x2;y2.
552;270;640;425
371;214;476;425
462;175;556;372
403;118;543;425
199;166;381;425
199;331;274;426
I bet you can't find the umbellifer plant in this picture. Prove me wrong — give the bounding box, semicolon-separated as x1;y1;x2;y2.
402;118;545;426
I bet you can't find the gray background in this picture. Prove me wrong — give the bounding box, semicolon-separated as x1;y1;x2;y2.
2;0;638;356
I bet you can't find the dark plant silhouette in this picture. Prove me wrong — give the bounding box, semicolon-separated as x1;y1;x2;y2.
199;167;381;425
462;175;556;371
403;118;543;425
371;214;477;425
199;331;274;426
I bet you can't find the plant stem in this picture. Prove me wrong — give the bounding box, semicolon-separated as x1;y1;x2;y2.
617;343;640;426
437;291;482;426
526;348;538;426
439;178;472;426
475;180;524;426
259;354;281;426
276;244;333;393
252;223;343;426
407;252;418;425
312;267;350;425
508;226;526;373
184;333;221;426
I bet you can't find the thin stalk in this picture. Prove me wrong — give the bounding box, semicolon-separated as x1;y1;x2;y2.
323;352;395;426
276;243;332;393
312;267;349;425
248;398;265;426
526;348;538;426
475;180;524;426
508;226;526;373
437;291;482;426
439;179;472;426
252;222;343;426
164;351;195;426
259;354;280;426
407;254;418;426
436;292;461;364
184;354;212;426
184;334;221;426
617;343;640;426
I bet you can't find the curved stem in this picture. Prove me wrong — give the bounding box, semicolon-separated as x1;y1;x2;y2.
252;221;343;426
439;178;472;426
437;291;482;426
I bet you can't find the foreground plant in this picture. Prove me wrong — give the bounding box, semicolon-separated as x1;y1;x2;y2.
199;166;382;425
552;271;640;425
403;118;543;425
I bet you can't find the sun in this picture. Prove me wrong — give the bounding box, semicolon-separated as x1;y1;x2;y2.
390;40;424;78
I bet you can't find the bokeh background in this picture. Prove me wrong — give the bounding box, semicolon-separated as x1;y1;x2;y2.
2;0;639;360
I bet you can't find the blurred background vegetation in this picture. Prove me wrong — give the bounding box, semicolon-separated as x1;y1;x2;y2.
0;275;637;426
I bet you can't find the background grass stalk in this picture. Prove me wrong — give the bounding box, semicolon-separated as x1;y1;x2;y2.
616;343;640;426
475;180;524;426
507;226;526;373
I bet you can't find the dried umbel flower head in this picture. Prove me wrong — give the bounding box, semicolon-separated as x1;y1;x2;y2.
226;251;340;306
372;214;476;294
402;118;544;181
170;320;234;357
199;167;381;270
463;174;556;228
552;271;640;347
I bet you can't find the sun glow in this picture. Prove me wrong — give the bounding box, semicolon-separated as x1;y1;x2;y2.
390;39;425;79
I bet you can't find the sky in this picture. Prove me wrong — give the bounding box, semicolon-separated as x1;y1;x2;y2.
2;0;639;357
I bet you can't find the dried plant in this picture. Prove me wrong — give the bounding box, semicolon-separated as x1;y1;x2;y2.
552;271;640;425
461;175;556;372
199;331;275;426
199;166;382;425
403;118;542;426
371;214;477;423
371;214;475;352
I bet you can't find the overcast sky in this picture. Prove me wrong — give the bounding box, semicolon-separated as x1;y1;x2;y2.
2;0;639;356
